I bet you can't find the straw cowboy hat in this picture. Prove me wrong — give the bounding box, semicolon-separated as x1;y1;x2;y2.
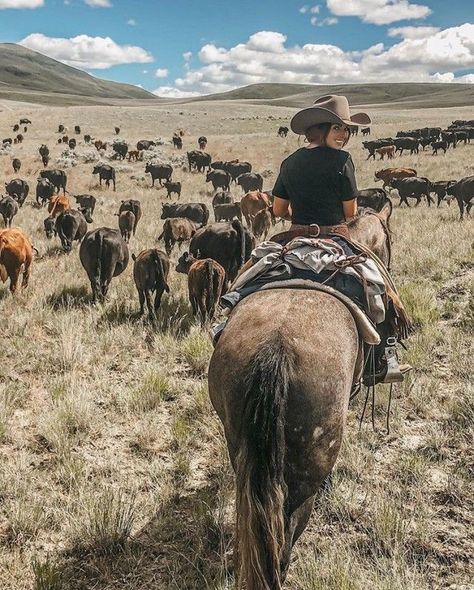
290;95;371;134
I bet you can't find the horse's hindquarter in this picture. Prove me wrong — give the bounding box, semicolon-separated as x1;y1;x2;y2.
208;289;359;491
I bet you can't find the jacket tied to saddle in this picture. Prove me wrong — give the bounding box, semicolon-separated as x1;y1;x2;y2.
220;235;411;342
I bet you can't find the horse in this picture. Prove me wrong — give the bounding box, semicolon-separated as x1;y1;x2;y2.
207;202;392;589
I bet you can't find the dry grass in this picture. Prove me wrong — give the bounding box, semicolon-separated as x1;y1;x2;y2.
0;99;473;589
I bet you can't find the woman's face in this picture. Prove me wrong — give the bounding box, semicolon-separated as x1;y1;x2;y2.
325;123;350;149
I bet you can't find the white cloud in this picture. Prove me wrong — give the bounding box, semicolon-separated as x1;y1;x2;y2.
152;86;201;98
154;68;169;78
311;16;338;26
0;0;43;8
299;5;309;13
326;0;431;25
388;26;440;39
127;18;136;26
310;5;320;13
19;33;154;69
84;0;112;7
159;25;474;97
310;16;318;25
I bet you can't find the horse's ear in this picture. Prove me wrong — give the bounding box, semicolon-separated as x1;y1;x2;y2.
378;200;393;221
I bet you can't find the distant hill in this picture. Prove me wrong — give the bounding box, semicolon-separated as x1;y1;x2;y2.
186;82;474;109
0;43;158;105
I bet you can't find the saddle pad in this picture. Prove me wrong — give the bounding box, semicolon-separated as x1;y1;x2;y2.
253;279;381;345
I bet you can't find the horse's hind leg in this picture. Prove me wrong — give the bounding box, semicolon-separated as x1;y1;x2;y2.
280;496;315;581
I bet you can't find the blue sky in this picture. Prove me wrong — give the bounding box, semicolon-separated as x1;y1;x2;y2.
0;0;472;96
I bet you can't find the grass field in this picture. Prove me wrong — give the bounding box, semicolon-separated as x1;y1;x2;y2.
0;100;473;589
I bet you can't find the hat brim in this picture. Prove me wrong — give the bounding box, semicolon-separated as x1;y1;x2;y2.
290;106;371;135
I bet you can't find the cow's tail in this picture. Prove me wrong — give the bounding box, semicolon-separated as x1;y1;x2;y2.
0;235;8;282
56;215;71;252
152;249;169;293
205;259;214;321
202;204;210;226
235;333;290;590
231;219;246;269
94;232;103;299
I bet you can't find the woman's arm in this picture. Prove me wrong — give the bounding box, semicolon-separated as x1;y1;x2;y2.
343;198;358;221
273;197;292;221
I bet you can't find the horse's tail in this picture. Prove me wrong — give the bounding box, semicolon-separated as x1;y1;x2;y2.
236;333;291;590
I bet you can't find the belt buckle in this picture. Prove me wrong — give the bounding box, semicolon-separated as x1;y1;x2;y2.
309;224;320;238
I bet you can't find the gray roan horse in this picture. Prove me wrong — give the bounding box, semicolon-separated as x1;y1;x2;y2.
208;202;392;589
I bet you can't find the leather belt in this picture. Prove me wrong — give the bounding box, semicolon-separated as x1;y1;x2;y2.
270;222;349;245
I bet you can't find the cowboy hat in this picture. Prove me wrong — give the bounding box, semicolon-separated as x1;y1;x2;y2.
290;95;371;134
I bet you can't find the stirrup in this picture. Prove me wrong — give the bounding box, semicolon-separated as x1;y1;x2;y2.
383;337;409;383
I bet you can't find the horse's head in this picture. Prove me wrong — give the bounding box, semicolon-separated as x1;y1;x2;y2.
347;201;392;269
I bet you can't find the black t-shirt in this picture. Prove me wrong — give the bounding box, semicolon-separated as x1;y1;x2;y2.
272;146;358;225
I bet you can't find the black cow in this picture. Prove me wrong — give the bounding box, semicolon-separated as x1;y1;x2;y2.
92;164;116;191
446;176;474;219
145;163;173;187
213;203;242;222
5;179;29;206
137;140;155;151
43;216;57;239
39;144;49;158
56;209;88;252
362;139;393;160
115;126;121;135
58;124;65;133
13;124;19;132
74;125;81;135
12;158;21;173
73;194;96;219
227;161;252;183
357;188;391;212
206;169;231;191
391;177;433;207
172;135;183;149
84;134;92;143
132;249;170;319
0;195;19;227
68;138;77;150
394;137;419;155
15;134;24;144
431;140;448;155
430;180;457;207
79;227;129;302
2;138;12;145
39;169;67;195
198;136;207;149
119;199;141;235
237;172;263;193
441;131;457;148
20;118;31;125
188;151;211;172
361;127;371;136
36;178;55;206
187;219;253;283
277;126;289;137
164;181;181;199
212;191;233;207
161;202;209;226
112;142;128;160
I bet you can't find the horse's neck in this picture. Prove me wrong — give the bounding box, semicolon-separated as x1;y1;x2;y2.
348;214;389;265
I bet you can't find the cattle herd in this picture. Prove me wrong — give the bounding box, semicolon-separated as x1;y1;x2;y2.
0;115;473;324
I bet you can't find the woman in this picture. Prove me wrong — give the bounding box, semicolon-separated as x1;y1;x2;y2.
272;95;368;233
271;95;411;384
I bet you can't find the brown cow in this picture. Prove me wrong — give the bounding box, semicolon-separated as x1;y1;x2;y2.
94;140;107;152
132;249;170;319
0;228;33;293
240;190;273;226
375;145;395;160
127;149;140;161
117;210;135;243
175;252;226;324
48;195;71;218
374;167;417;189
252;208;273;240
158;217;196;255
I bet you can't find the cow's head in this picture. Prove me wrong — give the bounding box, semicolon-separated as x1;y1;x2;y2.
145;163;152;173
43;216;56;239
175;251;194;274
92;165;101;175
205;170;214;182
161;204;171;219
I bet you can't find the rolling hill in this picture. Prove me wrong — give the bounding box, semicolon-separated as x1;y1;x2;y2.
186;82;474;109
0;43;158;105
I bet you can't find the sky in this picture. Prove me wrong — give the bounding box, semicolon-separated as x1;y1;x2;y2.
0;0;472;97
